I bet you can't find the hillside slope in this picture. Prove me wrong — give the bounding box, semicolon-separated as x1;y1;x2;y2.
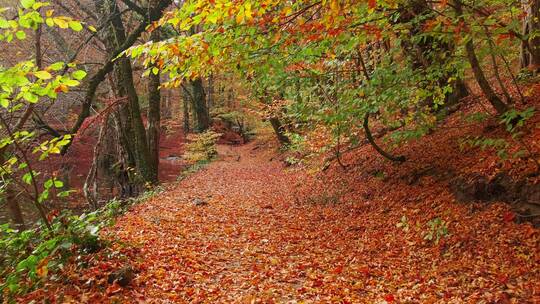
22;113;539;302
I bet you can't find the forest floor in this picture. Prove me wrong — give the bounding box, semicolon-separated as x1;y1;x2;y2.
22;96;540;303
23;144;539;302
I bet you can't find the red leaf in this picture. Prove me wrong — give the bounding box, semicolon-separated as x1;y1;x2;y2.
503;211;515;223
384;294;395;302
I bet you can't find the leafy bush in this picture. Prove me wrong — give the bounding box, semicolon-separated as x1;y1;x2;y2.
460;107;537;161
183;131;222;163
0;188;165;302
423;218;449;244
213;108;257;142
0;211;100;299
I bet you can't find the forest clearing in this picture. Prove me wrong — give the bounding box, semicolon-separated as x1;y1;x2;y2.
1;0;540;303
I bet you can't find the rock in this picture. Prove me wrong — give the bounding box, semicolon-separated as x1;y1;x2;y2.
450;173;540;225
108;266;134;287
193;198;208;206
163;156;182;162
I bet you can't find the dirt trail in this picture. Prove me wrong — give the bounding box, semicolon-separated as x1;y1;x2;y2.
113;142;310;302
25;141;539;303
111;142;382;303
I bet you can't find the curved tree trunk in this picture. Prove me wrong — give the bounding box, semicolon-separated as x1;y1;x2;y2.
363;113;406;162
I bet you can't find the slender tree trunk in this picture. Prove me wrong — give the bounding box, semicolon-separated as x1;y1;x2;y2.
207;74;214;114
1;153;26;230
190;78;210;132
521;1;532;69
465;36;509;114
147;29;161;184
454;0;509;115
182;87;191;133
363;114;406;162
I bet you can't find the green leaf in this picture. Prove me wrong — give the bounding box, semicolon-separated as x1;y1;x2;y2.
20;0;35;9
68;21;83;32
44;179;53;189
72;70;87;80
23;92;38;103
63;79;80;87
22;172;33;184
49;62;64;71
15;30;26;40
0;18;9;29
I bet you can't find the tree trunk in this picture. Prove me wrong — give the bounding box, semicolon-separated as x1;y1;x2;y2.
269;117;290;145
182;87;191;133
147;29;161;184
527;0;540;73
454;0;509;115
63;0;172;155
207;74;214;114
104;0;153;183
397;0;469;108
1;153;26;230
363;113;406;162
190;78;210;132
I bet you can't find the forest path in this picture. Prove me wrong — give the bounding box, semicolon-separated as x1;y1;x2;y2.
112;142;353;302
96;138;539;304
25;140;539;303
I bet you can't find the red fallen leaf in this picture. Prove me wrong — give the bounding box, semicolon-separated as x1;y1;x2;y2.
497;274;509;284
312;279;323;287
333;265;344;274
359;266;370;276
384;294;395;302
368;0;376;9
503;211;515;223
106;283;122;295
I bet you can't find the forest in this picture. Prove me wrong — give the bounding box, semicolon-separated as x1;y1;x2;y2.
0;0;539;302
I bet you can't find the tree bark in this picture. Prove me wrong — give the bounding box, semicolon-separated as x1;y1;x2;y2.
104;0;153;183
63;0;172;154
147;29;161;184
182;86;191;133
269;117;290;145
190;78;210;132
363;113;406;162
530;0;540;70
454;0;509;115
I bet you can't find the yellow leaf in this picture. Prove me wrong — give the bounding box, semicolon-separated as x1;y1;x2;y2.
34;70;52;80
53;17;69;29
245;3;253;22
236;8;245;24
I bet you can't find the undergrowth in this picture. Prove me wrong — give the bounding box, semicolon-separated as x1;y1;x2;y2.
0;187;163;302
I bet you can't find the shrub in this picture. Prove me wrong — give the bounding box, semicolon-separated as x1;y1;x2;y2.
183;131;222;163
